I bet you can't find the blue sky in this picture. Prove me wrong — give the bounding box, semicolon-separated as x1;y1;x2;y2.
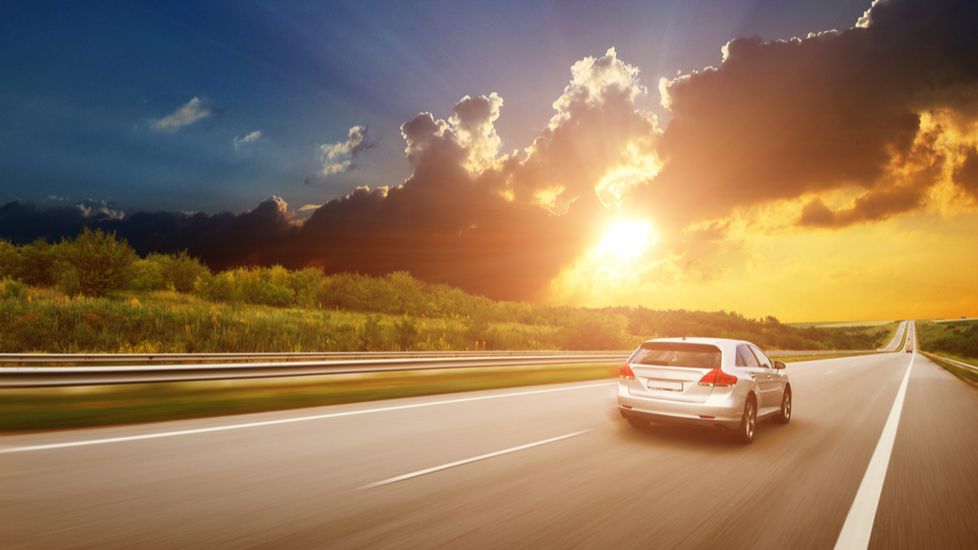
0;0;869;213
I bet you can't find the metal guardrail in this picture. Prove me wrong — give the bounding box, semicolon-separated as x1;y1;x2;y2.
0;348;882;365
0;350;627;365
0;347;888;388
768;349;876;358
0;354;627;388
922;352;978;373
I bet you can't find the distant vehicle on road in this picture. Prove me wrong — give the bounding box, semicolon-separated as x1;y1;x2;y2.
618;338;790;444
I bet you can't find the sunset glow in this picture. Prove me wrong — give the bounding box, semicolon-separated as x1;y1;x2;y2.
595;219;658;262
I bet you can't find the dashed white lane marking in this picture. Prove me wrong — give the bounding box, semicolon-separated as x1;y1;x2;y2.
834;344;915;549
0;382;614;455
360;430;592;489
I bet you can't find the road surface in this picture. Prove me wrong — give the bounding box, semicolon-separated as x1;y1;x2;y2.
878;320;908;352
2;327;977;549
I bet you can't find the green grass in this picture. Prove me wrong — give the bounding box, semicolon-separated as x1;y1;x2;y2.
0;286;894;354
917;320;978;359
0;287;560;353
916;321;978;385
0;362;617;432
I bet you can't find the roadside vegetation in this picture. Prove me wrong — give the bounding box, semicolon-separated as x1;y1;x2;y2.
1;230;893;352
918;320;978;360
917;320;978;384
0;364;618;431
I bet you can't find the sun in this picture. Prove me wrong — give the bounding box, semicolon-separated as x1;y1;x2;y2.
595;219;659;261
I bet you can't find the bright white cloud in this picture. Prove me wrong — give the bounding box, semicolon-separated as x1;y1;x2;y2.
319;125;373;175
449;93;504;173
549;47;646;129
150;97;211;132
233;129;263;149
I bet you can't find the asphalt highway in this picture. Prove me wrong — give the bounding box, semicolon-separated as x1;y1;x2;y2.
2;325;976;549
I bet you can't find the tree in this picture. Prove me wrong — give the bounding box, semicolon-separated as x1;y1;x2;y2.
129;257;166;291
16;239;59;286
58;228;137;296
0;240;17;279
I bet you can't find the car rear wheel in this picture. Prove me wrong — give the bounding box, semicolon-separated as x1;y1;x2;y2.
736;396;757;444
776;386;792;424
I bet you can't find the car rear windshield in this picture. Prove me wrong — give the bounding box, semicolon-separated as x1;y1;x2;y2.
629;342;721;369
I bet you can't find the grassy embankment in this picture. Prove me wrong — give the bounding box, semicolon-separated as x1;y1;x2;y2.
0;285;897;353
0;363;617;432
917;320;978;384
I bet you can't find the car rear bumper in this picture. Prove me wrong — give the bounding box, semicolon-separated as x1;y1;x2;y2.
617;383;744;429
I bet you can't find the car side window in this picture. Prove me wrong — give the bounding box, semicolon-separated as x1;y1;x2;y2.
736;345;759;368
749;345;773;369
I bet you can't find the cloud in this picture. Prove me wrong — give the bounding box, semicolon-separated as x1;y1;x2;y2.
953;148;978;198
233;130;263;149
150;97;211;132
449;93;504;173
318;125;375;176
639;0;978;230
513;47;660;214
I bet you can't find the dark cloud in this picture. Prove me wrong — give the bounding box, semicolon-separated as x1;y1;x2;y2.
640;0;978;229
0;197;298;269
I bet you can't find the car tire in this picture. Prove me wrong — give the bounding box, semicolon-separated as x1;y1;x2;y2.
776;386;792;424
736;396;757;444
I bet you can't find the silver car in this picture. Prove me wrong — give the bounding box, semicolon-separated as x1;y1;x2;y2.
617;337;791;444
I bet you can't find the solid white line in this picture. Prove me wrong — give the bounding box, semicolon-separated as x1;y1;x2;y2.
834;339;915;549
0;382;614;455
360;430;591;489
825;369;835;375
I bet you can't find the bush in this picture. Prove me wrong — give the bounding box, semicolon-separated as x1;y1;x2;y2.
129;258;166;291
289;267;326;307
158;251;209;292
58;228;137;296
194;271;237;302
359;315;386;350
0;240;17;279
0;278;26;301
15;239;59;286
559;312;631;350
236;267;294;307
466;314;492;349
394;316;419;350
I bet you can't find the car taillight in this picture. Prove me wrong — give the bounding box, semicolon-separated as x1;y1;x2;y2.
619;363;635;380
698;368;737;387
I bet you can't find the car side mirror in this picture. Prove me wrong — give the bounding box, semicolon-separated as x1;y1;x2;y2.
774;361;786;370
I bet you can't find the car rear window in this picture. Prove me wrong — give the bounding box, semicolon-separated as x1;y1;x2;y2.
629;342;721;369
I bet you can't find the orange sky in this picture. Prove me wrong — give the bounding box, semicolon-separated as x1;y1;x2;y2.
548;207;978;322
